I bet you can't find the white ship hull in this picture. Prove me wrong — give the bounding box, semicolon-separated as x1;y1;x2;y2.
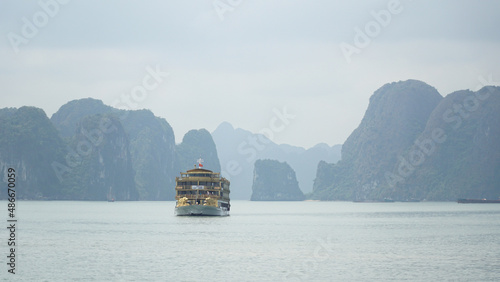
175;205;229;216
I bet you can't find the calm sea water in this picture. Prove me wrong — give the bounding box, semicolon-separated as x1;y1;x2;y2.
2;201;500;281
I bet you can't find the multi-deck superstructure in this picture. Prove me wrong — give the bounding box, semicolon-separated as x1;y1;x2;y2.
174;166;230;216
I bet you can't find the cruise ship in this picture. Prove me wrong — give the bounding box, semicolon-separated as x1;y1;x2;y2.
174;161;230;216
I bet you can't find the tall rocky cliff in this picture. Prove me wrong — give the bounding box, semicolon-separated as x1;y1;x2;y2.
0;99;223;200
312;80;443;200
59;114;138;200
121;110;176;200
50;98;113;139
50;98;178;200
0;107;66;199
389;86;500;200
175;129;221;172
312;81;500;201
251;159;305;201
3;83;497;201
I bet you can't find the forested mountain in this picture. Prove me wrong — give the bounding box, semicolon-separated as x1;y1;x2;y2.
0;107;66;199
311;81;500;201
121;110;176;200
50;98;113;139
393;86;500;200
175;129;221;173
50;99;179;200
0;99;212;200
59;114;138;200
251;159;305;201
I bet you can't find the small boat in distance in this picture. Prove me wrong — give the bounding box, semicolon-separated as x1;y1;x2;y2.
353;198;395;203
107;187;115;202
457;198;500;204
174;159;230;216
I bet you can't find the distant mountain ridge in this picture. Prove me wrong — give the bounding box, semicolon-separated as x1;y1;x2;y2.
212;122;341;199
1;80;498;201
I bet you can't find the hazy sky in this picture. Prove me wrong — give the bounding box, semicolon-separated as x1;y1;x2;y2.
1;0;499;148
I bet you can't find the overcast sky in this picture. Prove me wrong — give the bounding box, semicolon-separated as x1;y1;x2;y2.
1;0;499;148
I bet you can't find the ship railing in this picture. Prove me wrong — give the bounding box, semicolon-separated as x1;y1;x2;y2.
175;194;220;199
175;186;221;190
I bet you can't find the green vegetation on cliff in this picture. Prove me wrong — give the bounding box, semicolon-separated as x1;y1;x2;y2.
312;80;442;201
121;110;176;200
251;159;305;201
311;81;500;201
49;99;179;200
2;82;497;201
59;114;138;200
390;86;500;200
0;107;66;199
175;129;221;172
1;98;216;200
50;98;113;139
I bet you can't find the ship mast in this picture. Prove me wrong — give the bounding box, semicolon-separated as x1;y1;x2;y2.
197;157;204;168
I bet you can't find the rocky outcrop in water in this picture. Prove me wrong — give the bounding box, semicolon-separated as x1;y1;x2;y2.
212;122;341;199
311;80;500;201
392;86;500;200
311;80;442;200
251;159;305;201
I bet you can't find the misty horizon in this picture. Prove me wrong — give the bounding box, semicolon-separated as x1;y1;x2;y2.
2;1;499;148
